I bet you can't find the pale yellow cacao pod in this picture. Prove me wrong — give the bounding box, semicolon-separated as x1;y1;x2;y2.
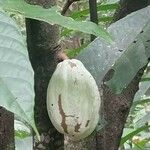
47;59;101;141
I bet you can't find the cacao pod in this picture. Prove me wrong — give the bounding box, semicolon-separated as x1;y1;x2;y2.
47;59;101;141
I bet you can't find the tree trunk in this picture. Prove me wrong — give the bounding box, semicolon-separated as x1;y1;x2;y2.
25;0;64;149
65;0;149;150
0;107;14;150
96;68;146;150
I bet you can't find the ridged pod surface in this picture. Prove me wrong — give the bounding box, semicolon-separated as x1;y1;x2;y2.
47;59;101;141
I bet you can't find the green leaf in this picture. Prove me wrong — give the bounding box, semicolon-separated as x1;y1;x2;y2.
135;112;150;128
141;70;150;81
65;44;88;58
133;98;150;107
0;0;112;43
133;139;149;150
98;16;114;22
15;130;30;139
70;3;119;19
61;16;114;37
120;125;150;145
77;6;150;87
0;11;39;140
15;120;31;139
106;21;150;93
134;81;150;101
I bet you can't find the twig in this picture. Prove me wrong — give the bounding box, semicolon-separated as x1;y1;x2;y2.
61;0;80;15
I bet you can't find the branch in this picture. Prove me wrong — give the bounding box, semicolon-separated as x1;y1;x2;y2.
89;0;98;41
61;0;80;15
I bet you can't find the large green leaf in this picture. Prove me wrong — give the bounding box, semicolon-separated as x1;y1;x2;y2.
77;6;150;92
0;0;112;42
107;22;150;93
0;11;39;139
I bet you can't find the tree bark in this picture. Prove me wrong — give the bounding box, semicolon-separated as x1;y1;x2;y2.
25;0;64;149
65;0;149;150
113;0;150;21
0;107;14;150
